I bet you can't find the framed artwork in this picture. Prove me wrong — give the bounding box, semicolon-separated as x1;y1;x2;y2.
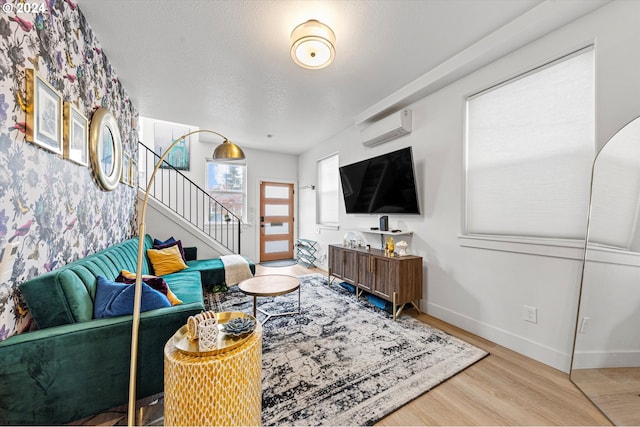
130;159;138;188
63;102;89;166
89;108;123;191
25;69;63;155
121;153;130;185
154;122;190;170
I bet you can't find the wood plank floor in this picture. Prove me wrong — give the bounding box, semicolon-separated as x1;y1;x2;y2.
261;264;612;426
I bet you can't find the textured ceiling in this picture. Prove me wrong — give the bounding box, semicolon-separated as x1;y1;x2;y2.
76;0;592;154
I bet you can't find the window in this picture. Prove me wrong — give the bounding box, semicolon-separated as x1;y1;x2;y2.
206;160;246;222
465;47;595;242
317;153;339;227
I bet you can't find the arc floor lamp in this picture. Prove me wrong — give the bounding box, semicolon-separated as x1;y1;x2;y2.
127;130;245;426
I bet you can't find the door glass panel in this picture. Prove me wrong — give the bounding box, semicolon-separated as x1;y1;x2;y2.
265;185;290;199
265;240;289;253
265;204;289;216
264;222;289;235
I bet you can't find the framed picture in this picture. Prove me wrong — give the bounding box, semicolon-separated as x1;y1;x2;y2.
63;102;88;166
121;153;130;185
154;122;190;170
26;69;63;155
130;159;138;188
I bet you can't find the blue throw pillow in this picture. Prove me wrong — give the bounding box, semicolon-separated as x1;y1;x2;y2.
94;276;171;319
153;236;175;246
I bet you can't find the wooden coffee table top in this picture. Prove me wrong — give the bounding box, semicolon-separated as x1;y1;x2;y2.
238;274;300;297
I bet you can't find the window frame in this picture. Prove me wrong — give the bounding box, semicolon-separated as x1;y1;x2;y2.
461;46;595;258
316;152;340;229
205;159;247;224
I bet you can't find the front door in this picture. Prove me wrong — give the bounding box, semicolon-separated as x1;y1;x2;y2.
259;181;294;262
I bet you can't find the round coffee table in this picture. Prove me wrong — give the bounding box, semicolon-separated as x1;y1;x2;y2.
238;274;300;323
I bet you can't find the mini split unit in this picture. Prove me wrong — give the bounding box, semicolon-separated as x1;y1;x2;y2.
359;109;412;147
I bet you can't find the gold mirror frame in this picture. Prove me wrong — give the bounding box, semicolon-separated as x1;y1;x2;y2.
89;108;123;191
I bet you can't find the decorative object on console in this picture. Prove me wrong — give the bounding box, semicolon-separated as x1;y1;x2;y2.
128;129;245;426
386;236;395;255
25;68;63;155
89;107;123;191
290;19;336;70
63;101;89;166
396;240;408;256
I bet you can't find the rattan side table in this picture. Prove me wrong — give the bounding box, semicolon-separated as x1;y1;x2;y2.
163;320;263;426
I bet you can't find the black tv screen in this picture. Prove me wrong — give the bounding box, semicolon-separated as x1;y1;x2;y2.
339;147;420;214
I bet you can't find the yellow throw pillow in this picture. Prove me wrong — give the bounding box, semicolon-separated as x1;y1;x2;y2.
119;269;183;306
146;245;189;277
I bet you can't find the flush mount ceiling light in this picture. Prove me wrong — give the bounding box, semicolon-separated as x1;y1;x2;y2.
290;19;336;69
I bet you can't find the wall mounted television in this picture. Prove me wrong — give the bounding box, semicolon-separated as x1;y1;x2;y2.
339;146;420;214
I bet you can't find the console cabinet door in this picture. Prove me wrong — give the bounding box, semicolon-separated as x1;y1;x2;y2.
372;256;395;300
342;249;358;284
328;245;343;279
356;253;373;292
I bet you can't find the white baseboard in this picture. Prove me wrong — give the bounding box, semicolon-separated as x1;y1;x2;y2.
572;350;640;369
425;301;572;373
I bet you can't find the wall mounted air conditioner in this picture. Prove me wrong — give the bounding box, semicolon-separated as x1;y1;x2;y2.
359;109;412;147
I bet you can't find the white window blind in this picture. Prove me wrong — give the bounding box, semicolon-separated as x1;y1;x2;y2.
465;48;595;240
317;153;339;226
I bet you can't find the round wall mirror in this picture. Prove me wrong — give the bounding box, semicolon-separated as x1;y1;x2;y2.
89;108;123;191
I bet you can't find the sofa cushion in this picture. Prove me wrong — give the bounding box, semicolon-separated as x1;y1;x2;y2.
147;245;188;276
58;269;94;322
162;269;206;305
117;270;183;306
153;238;186;262
93;276;171;319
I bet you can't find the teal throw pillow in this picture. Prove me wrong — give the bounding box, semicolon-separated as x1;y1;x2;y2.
94;276;171;319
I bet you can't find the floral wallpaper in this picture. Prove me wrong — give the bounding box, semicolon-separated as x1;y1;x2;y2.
0;0;138;340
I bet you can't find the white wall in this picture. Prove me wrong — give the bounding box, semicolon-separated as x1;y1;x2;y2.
139;118;298;261
298;0;640;372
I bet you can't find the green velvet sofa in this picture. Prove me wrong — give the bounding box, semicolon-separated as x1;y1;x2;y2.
0;235;254;425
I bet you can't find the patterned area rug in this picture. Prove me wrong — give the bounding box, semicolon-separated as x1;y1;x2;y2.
204;274;488;426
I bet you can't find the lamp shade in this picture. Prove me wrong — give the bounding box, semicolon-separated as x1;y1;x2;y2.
213;139;246;160
290;19;335;69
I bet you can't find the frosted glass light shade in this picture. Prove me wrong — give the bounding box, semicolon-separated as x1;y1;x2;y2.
290;19;335;69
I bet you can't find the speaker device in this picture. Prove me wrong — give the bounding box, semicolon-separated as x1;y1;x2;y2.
379;215;389;232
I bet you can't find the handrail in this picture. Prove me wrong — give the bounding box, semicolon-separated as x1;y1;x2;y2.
137;141;241;254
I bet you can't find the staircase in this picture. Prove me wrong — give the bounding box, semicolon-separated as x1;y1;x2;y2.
137;142;241;254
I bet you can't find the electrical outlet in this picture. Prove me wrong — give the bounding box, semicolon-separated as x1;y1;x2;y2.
523;305;537;324
579;317;590;334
